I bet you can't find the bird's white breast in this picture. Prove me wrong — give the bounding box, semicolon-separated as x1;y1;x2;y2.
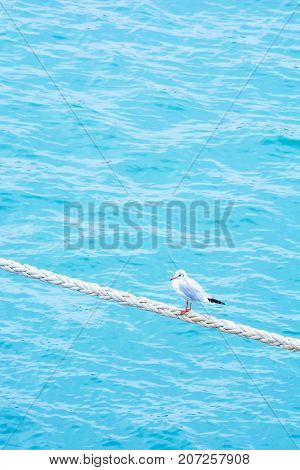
172;276;210;303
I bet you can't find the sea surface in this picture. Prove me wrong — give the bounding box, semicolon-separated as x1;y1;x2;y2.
0;0;299;450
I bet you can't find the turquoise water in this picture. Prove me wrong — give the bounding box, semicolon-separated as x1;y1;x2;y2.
0;0;299;450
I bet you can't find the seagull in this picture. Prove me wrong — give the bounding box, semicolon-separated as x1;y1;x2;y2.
170;269;225;314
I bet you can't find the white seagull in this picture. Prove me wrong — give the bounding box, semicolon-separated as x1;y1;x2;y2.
170;269;225;314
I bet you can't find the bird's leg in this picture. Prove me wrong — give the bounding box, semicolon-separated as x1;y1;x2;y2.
180;299;190;315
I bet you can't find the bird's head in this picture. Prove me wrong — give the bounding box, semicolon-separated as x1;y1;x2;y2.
170;269;187;281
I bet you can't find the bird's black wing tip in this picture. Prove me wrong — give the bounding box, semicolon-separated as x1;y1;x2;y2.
208;298;225;305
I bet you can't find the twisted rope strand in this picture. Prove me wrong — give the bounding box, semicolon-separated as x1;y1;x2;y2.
0;258;299;352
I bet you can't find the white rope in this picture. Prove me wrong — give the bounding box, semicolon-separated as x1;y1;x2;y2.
0;257;299;352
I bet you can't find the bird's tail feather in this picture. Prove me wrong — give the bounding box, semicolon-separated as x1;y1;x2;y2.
208;298;225;305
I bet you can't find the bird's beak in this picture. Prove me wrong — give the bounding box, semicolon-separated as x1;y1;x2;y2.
170;276;176;281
